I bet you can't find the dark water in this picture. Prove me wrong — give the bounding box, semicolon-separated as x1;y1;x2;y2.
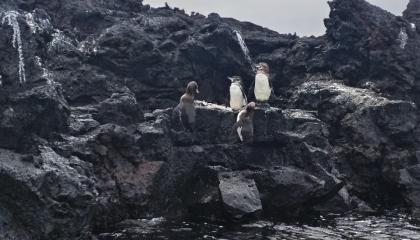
97;212;420;240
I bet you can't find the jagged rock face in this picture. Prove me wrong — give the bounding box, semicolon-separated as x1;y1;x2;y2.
94;92;144;126
0;83;70;150
404;0;420;30
149;105;341;222
2;1;298;108
0;147;96;240
0;0;419;239
325;0;420;103
292;80;419;204
252;167;326;215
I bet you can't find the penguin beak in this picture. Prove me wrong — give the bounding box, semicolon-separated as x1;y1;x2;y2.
196;89;200;94
228;77;234;82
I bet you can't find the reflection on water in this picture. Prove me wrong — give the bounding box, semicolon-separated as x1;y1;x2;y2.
97;211;420;240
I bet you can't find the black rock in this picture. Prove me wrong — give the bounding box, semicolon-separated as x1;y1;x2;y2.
94;92;144;126
0;0;419;238
0;147;96;240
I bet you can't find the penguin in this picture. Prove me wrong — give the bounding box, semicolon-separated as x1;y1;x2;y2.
228;76;247;111
172;81;199;132
253;62;272;103
233;102;256;143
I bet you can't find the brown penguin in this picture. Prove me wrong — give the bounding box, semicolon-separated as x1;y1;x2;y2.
173;81;199;132
233;102;256;143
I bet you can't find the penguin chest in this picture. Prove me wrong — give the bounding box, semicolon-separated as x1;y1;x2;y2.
254;73;271;101
230;85;246;110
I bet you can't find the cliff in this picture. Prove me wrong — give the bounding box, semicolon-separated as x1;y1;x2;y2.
0;0;419;239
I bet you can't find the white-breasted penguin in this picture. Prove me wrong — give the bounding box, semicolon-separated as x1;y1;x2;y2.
253;62;272;103
172;81;199;132
228;76;247;111
233;102;256;143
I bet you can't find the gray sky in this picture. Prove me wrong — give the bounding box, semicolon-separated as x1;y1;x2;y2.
144;0;409;36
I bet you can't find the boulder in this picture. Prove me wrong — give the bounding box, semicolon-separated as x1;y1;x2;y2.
399;164;420;220
252;167;326;216
186;166;262;220
94;92;144;126
0;147;96;240
113;161;164;205
218;172;262;219
0;83;70;150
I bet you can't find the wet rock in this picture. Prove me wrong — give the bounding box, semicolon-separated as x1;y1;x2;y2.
96;217;168;240
218;172;262;219
252;167;326;216
313;187;352;214
186;166;225;220
186;166;262;220
399;164;420;220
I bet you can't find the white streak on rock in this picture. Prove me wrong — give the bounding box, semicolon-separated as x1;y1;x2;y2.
398;28;408;49
2;11;26;83
233;29;255;72
410;23;416;31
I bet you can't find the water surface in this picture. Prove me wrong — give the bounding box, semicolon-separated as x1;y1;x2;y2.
98;211;420;240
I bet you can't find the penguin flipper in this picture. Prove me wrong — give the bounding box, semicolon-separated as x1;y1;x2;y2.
232;120;245;141
237;127;243;142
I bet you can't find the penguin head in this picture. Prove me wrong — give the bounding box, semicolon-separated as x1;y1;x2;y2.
228;76;242;84
246;102;256;112
186;81;199;96
256;62;269;74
